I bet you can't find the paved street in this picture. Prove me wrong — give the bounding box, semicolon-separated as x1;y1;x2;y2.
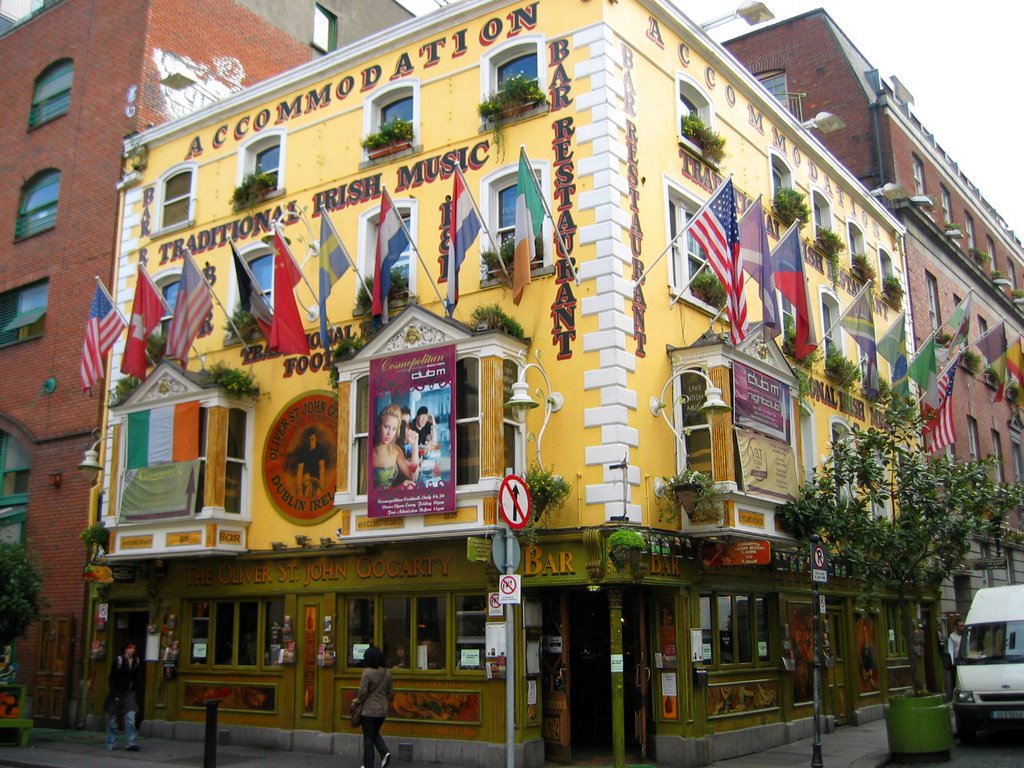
891;731;1024;768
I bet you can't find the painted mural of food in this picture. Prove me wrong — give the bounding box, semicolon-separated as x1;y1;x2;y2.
390;690;480;723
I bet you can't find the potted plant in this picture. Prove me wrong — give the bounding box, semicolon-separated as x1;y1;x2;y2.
480;235;544;289
991;269;1011;288
524;464;572;524
661;469;719;525
882;274;904;308
201;361;259;398
944;222;962;239
478;74;547;154
850;252;876;282
782;318;822;368
824;348;861;389
228;306;262;342
680;113;726;166
80;521;110;562
960;349;982;376
231;171;277;212
1013;288;1024;306
969;248;989;269
470;303;525;339
772;187;810;228
607;528;648;577
778;396;1023;761
360;118;415;159
355;269;410;315
690;269;726;309
814;229;846;276
110;375;142;407
934;329;953;346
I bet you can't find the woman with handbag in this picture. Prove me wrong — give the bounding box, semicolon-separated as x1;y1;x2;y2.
353;645;394;768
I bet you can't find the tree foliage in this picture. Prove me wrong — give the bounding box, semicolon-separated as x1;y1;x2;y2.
778;396;1024;694
0;543;45;648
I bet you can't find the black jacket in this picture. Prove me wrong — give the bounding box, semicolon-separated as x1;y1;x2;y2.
108;654;141;696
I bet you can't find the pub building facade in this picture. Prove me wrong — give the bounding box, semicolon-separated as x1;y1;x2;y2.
85;1;932;766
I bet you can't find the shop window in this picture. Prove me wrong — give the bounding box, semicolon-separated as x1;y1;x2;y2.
158;166;195;231
189;599;283;667
700;592;770;667
0;279;48;346
382;597;411;669
414;595;447;670
29;59;73;128
885;602;906;656
15;169;60;239
455;595;487;670
347;597;376;665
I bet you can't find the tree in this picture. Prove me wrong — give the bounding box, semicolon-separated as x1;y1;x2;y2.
0;543;45;649
779;396;1024;694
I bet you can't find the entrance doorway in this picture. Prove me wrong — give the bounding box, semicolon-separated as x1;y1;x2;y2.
109;610;149;725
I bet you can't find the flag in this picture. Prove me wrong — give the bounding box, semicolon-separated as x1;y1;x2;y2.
318;212;351;344
878;314;910;397
975;321;1008;402
165;253;213;364
447;167;482;316
121;267;167;381
513;148;545;305
772;226;818;359
269;229;311;355
126;402;200;469
908;337;939;408
840;286;879;398
230;240;273;339
1007;336;1024;389
687;178;748;344
739;198;779;337
371;189;410;319
81;282;126;392
945;293;973;349
923;365;957;454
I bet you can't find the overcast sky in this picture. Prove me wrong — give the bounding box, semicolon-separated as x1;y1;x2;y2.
395;1;1024;241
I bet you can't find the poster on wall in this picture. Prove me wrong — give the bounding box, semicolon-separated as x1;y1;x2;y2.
736;428;799;501
368;345;456;518
732;362;790;443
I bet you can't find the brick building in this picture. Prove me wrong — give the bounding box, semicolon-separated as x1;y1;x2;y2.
0;0;407;727
726;9;1024;624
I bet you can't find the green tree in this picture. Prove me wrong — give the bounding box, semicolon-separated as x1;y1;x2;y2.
779;396;1024;694
0;543;45;648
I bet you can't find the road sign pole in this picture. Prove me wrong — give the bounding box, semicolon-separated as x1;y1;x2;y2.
505;524;516;768
810;535;824;768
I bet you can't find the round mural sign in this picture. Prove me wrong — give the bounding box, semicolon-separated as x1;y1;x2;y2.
263;392;339;524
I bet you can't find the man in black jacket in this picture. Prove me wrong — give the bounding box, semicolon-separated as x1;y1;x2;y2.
106;641;142;751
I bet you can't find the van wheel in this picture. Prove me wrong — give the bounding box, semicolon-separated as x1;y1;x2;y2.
955;720;977;743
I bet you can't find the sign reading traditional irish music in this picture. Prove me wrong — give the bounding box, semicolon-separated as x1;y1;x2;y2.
263;392;339;524
733;362;791;443
368;345;455;518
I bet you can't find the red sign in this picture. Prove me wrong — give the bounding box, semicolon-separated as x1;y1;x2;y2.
702;540;772;567
498;474;531;530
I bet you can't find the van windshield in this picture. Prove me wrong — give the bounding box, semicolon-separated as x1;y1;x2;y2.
961;621;1024;664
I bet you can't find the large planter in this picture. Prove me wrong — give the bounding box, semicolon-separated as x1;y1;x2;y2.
885;694;953;762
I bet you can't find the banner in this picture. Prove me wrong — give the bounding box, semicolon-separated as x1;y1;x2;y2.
368;345;456;518
733;362;790;443
120;460;201;520
736;429;799;501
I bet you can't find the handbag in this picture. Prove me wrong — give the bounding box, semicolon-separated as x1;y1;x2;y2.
349;698;363;727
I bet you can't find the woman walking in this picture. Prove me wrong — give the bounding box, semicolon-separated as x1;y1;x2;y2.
355;645;394;768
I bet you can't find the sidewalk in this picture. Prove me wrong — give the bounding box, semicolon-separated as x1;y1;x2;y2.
0;720;891;768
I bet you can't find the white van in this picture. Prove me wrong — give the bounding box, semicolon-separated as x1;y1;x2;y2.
953;585;1024;741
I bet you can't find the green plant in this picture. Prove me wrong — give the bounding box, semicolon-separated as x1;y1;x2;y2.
0;542;45;648
772;187;810;228
607;528;647;573
80;522;110;562
524;464;571;522
229;306;262;341
934;330;953;346
110;375;142;407
202;361;259;398
355;270;410;315
778;395;1024;694
782;318;822;368
231;171;277;212
480;234;544;290
882;274;904;307
990;269;1007;282
1012;288;1024;301
660;469;719;524
680;113;726;166
824;348;861;389
814;228;846;266
360;118;415;152
470;303;525;339
851;252;876;281
690;269;726;309
478;75;547;155
969;248;989;268
961;349;982;376
865;375;891;403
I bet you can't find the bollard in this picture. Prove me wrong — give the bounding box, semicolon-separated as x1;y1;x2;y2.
204;699;220;768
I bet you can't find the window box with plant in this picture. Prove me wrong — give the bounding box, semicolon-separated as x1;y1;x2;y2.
882;274;904;308
200;362;259;399
991;269;1011;288
772;187;810;229
470;303;525;339
944;222;962;238
607;528;648;578
1013;288;1024;306
659;469;719;526
689;269;726;309
824;348;861;389
814;229;846;276
355;269;410;316
960;349;982;376
231;171;278;213
227;306;263;343
480;235;544;290
851;252;876;282
680;113;726;166
478;75;548;154
969;248;989;269
934;329;953;347
361;118;415;160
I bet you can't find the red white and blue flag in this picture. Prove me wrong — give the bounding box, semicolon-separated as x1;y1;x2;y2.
446;167;482;317
924;363;957;454
165;252;213;365
81;281;126;392
687;178;748;344
772;225;818;360
738;198;780;337
372;189;410;320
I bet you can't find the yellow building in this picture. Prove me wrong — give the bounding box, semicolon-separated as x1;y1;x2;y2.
89;2;920;766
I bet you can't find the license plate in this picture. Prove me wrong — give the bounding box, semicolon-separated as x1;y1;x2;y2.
991;711;1024;720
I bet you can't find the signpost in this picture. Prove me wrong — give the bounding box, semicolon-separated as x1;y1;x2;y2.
810;536;828;768
497;474;529;768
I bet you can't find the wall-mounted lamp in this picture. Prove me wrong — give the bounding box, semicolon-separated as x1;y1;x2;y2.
320;537;335;548
48;471;62;488
801;111;846;134
701;1;774;31
271;541;287;551
650;366;731;455
295;535;311;548
503;350;564;469
77;435;103;486
870;182;908;201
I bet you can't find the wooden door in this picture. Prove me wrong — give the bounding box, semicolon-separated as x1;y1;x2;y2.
541;592;570;762
34;614;73;727
629;593;650;756
823;606;848;725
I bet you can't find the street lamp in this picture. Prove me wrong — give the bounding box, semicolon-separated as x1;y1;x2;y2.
701;2;775;31
77;434;104;486
802;111;846;134
650;365;730;457
503;351;563;470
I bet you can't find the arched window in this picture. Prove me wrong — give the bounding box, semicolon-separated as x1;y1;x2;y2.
676;74;714;143
821;291;842;357
770;152;793;196
812;190;832;238
481;37;543;100
157;274;181;339
364;82;420;157
357;199;418;305
480;161;551;283
29;59;73;128
239;131;284;190
16;170;60;239
847;221;865;267
158;166;195;231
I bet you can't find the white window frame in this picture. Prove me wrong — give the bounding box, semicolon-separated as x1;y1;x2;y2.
847;219;865;268
356;197;419;302
820;287;843;357
231;241;274;311
238;129;286;192
156;163;196;233
878;247;894;282
675;73;715;144
154;267;183;338
925;271;941;330
363;80;421;155
479;161;552;281
940;185;952;225
967;416;980;462
992;430;1004;483
799;401;817;483
1012;439;1023;482
664;178;712;298
811;189;832;238
480;36;544;101
965;213;976;249
912;154;926;195
769;151;793;196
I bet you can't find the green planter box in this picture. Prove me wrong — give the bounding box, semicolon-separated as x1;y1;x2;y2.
885;694;953;761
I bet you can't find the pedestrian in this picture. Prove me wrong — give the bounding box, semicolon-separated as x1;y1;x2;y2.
106;640;142;751
947;617;964;666
354;645;393;768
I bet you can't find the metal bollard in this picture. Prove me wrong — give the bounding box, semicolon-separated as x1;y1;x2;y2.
204;699;220;768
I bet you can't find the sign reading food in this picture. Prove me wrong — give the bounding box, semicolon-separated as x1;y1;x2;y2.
263;393;338;524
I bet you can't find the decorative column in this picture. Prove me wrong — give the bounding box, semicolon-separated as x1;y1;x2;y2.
608;588;625;768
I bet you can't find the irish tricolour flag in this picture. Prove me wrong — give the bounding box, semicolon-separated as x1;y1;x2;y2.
126;403;200;468
122;402;201;521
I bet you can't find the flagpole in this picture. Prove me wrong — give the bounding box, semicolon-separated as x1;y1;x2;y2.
453;164;507;278
519;146;579;286
667;260;710;308
382;185;449;311
183;250;254;354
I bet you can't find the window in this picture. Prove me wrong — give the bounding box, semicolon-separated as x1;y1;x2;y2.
502;360;523;475
158;275;180;338
770;153;793;196
847;221;864;266
940;186;952;225
757;71;787;101
986;235;997;265
912;154;925;195
965;213;976;249
676;74;714;143
15;170;60;238
159;166;195;230
240;132;284;190
1009;261;1017;290
481;38;543;100
699;593;770;666
811;190;832;238
29;59;73;128
992;430;1004;482
364;82;419;154
925;272;941;330
312;4;337;52
1;431;30;504
455;594;487;670
188;598;284;667
482;163;550;281
821;292;841;356
675;370;712;474
233;242;273;311
878;248;894;282
0;280;48;345
667;191;711;295
498;53;537;84
359;198;416;297
967;416;979;461
1013;440;1023;482
978;316;988;336
225;408;248;515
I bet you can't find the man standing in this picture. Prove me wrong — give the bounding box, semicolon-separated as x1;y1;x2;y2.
107;641;142;751
945;616;964;700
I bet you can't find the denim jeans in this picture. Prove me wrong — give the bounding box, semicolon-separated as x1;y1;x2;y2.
106;692;138;748
361;715;389;767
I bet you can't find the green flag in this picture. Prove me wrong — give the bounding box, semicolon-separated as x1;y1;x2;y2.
907;337;938;407
877;314;909;397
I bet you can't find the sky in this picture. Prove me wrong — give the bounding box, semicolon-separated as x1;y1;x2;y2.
394;1;1024;240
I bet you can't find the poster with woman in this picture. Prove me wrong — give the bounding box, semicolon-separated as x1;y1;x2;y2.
368;345;455;518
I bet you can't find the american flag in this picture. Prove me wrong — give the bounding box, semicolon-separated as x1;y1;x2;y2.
81;282;126;392
165;252;213;364
687;178;748;344
924;364;957;454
